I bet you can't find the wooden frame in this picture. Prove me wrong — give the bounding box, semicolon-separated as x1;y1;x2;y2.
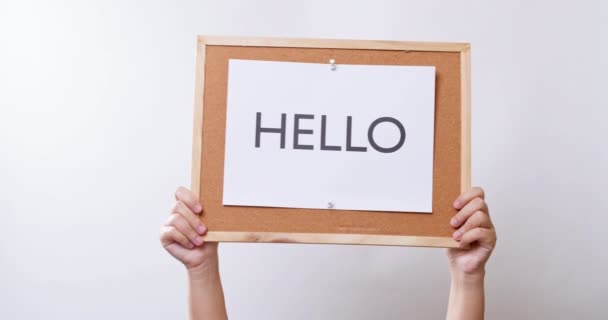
192;36;471;248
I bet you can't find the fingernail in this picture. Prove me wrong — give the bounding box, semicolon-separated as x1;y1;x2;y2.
194;204;203;213
196;225;206;234
453;200;461;209
453;230;461;239
194;236;203;245
450;218;458;227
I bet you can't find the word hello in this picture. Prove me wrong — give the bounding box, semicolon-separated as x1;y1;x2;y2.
255;112;406;153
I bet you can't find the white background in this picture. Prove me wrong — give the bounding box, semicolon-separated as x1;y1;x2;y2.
1;1;606;319
224;60;435;212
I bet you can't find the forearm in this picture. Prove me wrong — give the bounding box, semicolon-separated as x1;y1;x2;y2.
188;257;228;320
446;271;485;320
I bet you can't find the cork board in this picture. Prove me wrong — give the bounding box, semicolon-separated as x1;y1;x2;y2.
192;36;471;248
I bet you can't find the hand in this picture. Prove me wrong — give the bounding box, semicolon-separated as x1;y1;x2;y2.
160;186;218;272
446;187;497;277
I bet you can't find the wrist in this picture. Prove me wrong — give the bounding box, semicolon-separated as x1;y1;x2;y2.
187;256;220;282
447;267;486;320
450;268;485;287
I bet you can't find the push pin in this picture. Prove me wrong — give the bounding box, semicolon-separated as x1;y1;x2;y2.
329;59;336;71
327;202;334;209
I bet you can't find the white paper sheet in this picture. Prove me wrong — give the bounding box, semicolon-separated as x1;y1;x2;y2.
222;59;435;213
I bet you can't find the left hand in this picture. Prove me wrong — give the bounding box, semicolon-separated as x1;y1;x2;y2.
446;187;497;276
160;186;218;272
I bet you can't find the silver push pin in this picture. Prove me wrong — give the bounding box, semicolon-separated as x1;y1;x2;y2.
327;202;334;209
329;59;336;71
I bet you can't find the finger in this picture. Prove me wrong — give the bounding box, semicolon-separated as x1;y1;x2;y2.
453;210;493;240
450;196;488;228
458;227;496;249
166;213;204;246
174;186;203;214
453;187;485;209
160;226;194;249
172;201;207;235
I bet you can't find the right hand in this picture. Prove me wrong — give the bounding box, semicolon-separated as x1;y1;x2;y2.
160;186;218;271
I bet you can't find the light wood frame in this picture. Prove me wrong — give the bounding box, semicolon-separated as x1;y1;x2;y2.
191;36;471;248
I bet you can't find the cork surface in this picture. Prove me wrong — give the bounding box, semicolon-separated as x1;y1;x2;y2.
199;45;461;238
